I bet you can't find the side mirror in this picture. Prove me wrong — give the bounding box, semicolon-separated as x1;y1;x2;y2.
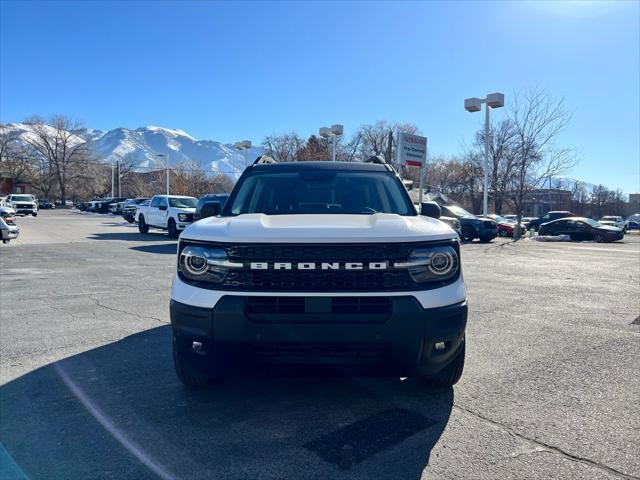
200;202;221;219
158;204;168;211
420;201;441;219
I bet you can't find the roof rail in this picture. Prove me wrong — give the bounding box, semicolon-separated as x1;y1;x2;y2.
252;155;277;165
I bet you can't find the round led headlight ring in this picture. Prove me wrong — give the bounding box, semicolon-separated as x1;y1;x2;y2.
428;251;454;275
181;248;209;276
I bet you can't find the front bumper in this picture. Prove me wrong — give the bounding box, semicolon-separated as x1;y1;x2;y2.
170;296;467;376
1;226;19;240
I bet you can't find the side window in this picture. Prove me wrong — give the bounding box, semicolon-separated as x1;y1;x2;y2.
150;197;160;208
158;197;168;208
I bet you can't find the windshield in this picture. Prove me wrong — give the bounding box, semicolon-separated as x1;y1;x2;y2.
600;217;618;221
443;205;476;219
169;197;197;208
10;195;33;202
224;170;415;216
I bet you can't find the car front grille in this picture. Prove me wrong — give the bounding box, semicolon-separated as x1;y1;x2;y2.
16;204;32;209
247;296;391;316
180;241;459;292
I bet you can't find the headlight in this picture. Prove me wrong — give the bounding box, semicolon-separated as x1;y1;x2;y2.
398;246;459;283
178;213;189;222
178;244;237;284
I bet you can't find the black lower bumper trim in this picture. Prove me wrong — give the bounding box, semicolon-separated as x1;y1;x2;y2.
170;296;467;376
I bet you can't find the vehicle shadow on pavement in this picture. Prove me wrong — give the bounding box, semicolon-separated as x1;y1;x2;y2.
129;243;178;255
0;326;453;480
87;232;174;242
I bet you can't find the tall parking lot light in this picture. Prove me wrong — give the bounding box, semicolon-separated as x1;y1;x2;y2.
464;92;504;217
319;124;343;161
234;140;252;168
156;153;170;195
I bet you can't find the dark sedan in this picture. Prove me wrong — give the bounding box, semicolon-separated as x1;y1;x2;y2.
539;217;624;242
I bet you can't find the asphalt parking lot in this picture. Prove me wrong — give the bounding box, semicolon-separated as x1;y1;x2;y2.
1;210;639;480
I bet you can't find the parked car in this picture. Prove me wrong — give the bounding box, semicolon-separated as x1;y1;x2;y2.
0;206;19;243
439;205;496;242
417;202;461;237
599;216;627;232
194;194;230;220
627;214;640;230
136;195;197;237
95;197;127;214
39;199;56;209
4;194;38;216
539;217;624;242
527;211;574;231
171;160;467;387
122;198;150;223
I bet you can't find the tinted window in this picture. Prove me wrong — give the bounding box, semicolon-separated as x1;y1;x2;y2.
169;197;197;208
225;171;414;216
150;197;161;207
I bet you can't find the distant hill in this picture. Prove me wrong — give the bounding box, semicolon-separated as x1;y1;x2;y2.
1;123;264;179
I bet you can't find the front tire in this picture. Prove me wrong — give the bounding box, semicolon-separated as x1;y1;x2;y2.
32;212;37;217
138;215;149;234
173;338;211;388
168;218;179;238
421;340;465;387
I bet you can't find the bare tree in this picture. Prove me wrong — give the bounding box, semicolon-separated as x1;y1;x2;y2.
355;121;420;164
0;127;36;187
471;119;518;214
22;115;92;203
509;88;578;238
262;132;305;162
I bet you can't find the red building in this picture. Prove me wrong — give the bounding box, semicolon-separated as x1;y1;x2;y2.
0;169;32;195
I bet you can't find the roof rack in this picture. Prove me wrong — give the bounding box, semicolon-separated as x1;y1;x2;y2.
252;155;277;165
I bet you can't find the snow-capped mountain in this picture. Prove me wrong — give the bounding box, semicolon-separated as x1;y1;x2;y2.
1;123;264;179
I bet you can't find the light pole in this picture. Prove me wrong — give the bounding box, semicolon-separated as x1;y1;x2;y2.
464;92;505;217
156;153;170;195
319;124;343;161
234;140;252;168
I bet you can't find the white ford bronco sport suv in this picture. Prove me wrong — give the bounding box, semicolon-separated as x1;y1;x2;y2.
170;160;467;387
137;195;197;238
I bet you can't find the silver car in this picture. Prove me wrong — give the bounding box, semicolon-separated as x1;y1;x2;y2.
0;206;19;244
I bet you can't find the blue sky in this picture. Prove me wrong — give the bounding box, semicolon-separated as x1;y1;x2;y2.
1;0;638;193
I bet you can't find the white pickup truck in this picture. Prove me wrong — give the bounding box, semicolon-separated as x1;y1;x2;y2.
136;195;197;238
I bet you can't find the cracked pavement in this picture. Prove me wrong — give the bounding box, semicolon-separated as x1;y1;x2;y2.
1;210;638;479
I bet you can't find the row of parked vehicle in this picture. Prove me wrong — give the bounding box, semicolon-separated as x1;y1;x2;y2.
74;193;231;238
483;211;638;242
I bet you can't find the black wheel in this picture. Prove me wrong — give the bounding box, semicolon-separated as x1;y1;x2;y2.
421;340;465;387
138;215;149;234
168;218;179;238
125;217;134;224
173;337;211;388
478;236;493;243
2;239;9;244
32;212;37;217
498;230;508;237
461;226;475;242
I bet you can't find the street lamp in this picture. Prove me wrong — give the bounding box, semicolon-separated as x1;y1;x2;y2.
234;140;252;168
156;153;170;195
319;124;343;162
464;92;504;217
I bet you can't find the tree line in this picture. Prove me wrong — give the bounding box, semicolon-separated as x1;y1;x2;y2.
0;116;233;202
2;87;628;223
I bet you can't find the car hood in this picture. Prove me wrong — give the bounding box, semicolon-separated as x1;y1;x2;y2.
174;207;196;214
181;213;458;243
597;225;623;232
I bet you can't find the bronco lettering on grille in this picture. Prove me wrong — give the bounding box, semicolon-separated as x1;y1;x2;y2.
249;262;388;270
